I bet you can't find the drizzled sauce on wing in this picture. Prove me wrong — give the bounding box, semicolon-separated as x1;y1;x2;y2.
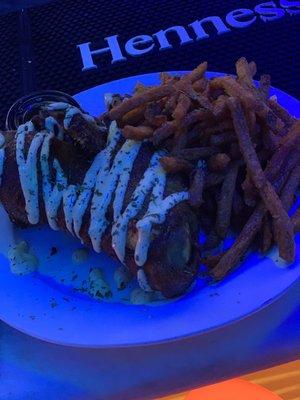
11;103;189;267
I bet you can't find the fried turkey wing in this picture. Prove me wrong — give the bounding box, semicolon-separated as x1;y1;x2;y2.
0;123;200;298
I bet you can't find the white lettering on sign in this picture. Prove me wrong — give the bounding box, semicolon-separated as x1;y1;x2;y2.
77;1;300;71
125;35;155;56
77;35;126;71
153;26;194;50
280;0;300;14
254;2;286;21
226;9;257;28
189;17;230;40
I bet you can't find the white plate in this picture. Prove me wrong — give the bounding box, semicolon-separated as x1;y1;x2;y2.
0;71;299;348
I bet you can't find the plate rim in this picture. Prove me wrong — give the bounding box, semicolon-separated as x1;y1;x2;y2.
0;275;299;349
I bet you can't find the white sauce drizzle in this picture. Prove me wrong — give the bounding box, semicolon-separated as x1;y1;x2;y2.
111;151;164;263
135;191;189;266
14;113;189;267
88;136;141;252
137;269;153;292
85;122;119;244
0;132;5;186
45;102;96;130
104;93;114;109
72;151;108;239
63;185;77;234
45;116;64;140
16;123;46;224
75;121;122;243
40;132;67;230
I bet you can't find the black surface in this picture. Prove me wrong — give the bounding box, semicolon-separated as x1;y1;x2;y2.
0;0;54;15
0;12;22;129
0;0;299;128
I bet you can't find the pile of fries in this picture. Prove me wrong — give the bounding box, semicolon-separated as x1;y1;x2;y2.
107;58;300;280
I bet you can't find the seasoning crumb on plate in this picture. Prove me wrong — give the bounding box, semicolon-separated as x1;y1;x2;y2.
50;246;58;256
8;240;39;275
88;268;112;299
72;248;89;264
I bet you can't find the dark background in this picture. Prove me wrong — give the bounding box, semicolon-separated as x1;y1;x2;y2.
0;0;53;14
0;0;299;128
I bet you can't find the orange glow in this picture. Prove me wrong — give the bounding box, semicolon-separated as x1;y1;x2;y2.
185;379;282;400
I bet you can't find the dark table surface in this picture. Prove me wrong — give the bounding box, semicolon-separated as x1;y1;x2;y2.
0;0;53;15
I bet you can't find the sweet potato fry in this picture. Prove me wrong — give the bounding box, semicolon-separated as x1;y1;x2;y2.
122;125;154;141
134;81;153;94
172;110;211;145
203;229;221;251
144;101;163;121
262;128;280;153
121;104;147;127
201;253;225;269
261;217;273;253
179;84;213;111
192;78;208;93
212;151;299;280
178;147;218;161
228;97;295;262
154;109;208;148
172;93;192;121
171;132;188;154
232;190;244;216
201;120;234;136
144;100;167;128
205;172;225;188
152;121;175;146
160;156;193;173
184;124;203;147
236;57;256;88
189;160;206;207
164;93;179;115
212;95;228;118
211;203;265;280
292;209;300;233
280;165;300;211
183;109;210;128
258;74;271;100
229;142;242;160
210;132;236;147
160;72;174;84
216;162;239;238
265;120;300;183
208;153;231;172
210;76;258;110
248;61;257;77
241;121;300;197
181;62;208;84
109;82;175;120
273;151;300;193
212;74;279;137
245;109;257;136
266;109;285;135
151;115;168;128
236;59;279;134
268;96;295;128
242;175;257;207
